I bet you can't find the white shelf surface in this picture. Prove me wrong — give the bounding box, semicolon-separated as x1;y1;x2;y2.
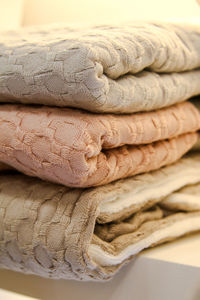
0;233;200;300
141;232;200;267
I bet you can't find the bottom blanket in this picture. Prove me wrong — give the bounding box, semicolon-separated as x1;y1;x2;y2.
0;152;200;281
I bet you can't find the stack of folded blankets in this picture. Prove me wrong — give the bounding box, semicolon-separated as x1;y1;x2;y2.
0;22;200;281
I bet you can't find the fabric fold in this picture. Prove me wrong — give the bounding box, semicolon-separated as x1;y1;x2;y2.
0;153;200;281
0;23;200;112
0;101;199;187
0;102;200;187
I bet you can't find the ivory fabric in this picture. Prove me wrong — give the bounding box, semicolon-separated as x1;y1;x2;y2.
0;23;200;113
0;101;199;187
0;153;200;281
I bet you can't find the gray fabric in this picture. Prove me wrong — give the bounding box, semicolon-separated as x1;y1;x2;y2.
0;22;200;112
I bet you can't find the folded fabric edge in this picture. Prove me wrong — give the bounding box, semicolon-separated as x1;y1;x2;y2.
161;183;200;211
89;212;200;267
1;23;200;113
0;129;198;188
0;152;200;281
97;152;200;222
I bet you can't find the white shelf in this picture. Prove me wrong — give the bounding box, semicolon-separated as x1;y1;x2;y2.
0;289;35;300
141;232;200;267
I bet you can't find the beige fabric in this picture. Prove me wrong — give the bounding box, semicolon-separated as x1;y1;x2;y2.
0;153;200;281
0;22;200;113
0;102;199;187
161;184;200;212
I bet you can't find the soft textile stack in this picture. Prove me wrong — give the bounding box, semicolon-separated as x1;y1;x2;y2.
0;22;200;281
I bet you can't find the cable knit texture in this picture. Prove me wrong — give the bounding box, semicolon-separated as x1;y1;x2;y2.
0;153;200;281
0;102;199;187
0;23;200;113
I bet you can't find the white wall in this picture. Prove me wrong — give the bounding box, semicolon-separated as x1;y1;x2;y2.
0;0;199;29
22;0;200;26
0;0;24;29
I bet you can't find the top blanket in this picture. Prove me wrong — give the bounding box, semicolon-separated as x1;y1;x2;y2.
0;22;200;113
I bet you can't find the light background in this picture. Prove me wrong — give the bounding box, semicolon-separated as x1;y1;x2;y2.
0;0;24;29
22;0;200;26
0;0;199;29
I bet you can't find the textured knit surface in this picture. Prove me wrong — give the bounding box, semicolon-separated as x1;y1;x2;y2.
0;22;200;113
0;153;200;281
0;102;199;187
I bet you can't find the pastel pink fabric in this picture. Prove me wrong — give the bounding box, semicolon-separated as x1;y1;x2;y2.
0;101;199;187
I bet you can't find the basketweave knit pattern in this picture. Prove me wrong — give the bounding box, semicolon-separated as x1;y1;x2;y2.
0;22;200;112
0;102;199;187
0;154;200;281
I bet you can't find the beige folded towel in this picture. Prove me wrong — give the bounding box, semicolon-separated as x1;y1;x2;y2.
0;153;200;281
0;23;200;113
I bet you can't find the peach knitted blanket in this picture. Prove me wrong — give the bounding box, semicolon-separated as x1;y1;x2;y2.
0;101;199;187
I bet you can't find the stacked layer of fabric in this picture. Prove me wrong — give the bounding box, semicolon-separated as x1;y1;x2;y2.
0;22;200;281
